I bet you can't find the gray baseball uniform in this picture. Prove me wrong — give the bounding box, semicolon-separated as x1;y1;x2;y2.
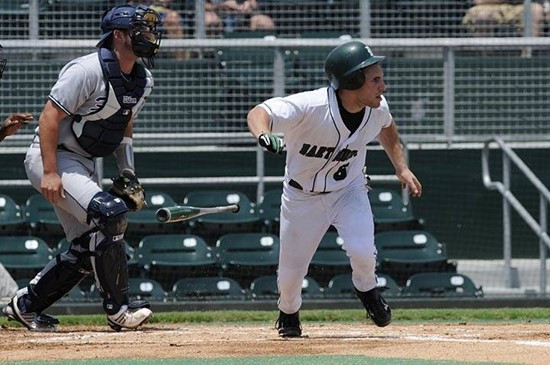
20;49;153;316
26;51;152;241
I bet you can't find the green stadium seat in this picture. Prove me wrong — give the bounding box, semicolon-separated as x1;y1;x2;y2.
309;231;351;286
324;273;400;298
0;236;52;280
249;275;323;300
0;194;27;235
172;277;246;300
52;238;140;277
324;273;355;298
215;233;279;287
89;277;167;302
183;190;261;244
15;278;32;290
136;234;219;288
369;188;422;232
402;272;483;298
24;194;64;242
127;277;167;302
376;273;401;297
258;189;282;233
59;286;89;303
375;230;456;286
126;191;179;240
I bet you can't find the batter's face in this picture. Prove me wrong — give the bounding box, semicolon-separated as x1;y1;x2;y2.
356;64;386;108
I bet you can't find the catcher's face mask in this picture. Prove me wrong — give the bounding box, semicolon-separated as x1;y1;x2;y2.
129;5;162;67
0;44;6;79
97;4;162;68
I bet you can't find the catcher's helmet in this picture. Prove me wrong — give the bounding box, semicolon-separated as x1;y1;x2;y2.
96;4;162;67
325;41;385;90
0;44;6;79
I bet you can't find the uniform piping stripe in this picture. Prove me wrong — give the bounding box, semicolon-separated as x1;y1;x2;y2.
64;190;90;220
359;108;373;132
48;95;72;116
313;88;340;192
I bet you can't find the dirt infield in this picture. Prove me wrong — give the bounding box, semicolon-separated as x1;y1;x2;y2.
1;323;550;364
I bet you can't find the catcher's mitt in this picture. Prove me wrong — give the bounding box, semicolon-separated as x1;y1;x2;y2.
109;172;146;211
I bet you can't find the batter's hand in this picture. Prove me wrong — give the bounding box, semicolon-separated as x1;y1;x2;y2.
0;113;33;140
258;133;285;154
397;168;422;197
41;172;65;205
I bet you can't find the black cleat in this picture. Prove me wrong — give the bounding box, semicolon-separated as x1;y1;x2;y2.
2;295;58;332
275;310;302;337
356;287;392;327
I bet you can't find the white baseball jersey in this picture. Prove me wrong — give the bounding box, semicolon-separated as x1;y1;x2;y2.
33;52;153;158
259;87;392;193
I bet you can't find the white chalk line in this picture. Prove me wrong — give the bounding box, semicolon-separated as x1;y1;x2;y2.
16;328;550;349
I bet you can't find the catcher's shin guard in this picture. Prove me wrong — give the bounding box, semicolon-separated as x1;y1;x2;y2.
91;239;131;314
87;191;132;315
18;250;92;314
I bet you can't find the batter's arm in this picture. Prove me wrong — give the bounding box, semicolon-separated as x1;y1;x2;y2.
247;106;270;138
39;100;69;204
247;106;285;154
378;120;422;197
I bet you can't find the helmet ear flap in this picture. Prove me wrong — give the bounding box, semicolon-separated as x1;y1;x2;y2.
339;69;365;90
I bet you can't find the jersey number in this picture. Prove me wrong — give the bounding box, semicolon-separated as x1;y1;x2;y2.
333;164;349;181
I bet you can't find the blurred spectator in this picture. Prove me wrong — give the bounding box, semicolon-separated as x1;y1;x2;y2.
205;0;275;37
462;0;549;37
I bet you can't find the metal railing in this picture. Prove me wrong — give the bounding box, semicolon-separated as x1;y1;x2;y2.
482;138;550;293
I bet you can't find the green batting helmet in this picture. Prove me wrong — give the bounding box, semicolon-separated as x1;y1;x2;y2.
325;41;385;90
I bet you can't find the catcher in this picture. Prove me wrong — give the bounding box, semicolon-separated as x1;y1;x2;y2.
2;4;161;332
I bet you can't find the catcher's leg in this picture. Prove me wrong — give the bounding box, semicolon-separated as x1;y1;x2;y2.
2;236;93;332
87;192;152;331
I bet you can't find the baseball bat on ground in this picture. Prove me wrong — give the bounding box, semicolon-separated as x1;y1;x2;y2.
156;204;240;223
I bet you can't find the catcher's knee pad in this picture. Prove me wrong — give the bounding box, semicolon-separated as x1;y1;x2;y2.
87;191;129;247
22;251;90;313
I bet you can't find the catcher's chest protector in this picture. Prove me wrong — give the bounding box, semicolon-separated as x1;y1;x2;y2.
71;48;147;157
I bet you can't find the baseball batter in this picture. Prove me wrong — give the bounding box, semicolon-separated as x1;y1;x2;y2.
2;4;162;332
247;41;422;337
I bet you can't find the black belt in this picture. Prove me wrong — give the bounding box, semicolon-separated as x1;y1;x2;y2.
289;179;331;194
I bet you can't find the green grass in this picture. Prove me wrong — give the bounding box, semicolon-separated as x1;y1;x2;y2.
2;308;549;328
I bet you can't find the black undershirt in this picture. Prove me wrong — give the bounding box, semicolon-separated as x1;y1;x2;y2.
336;91;365;136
